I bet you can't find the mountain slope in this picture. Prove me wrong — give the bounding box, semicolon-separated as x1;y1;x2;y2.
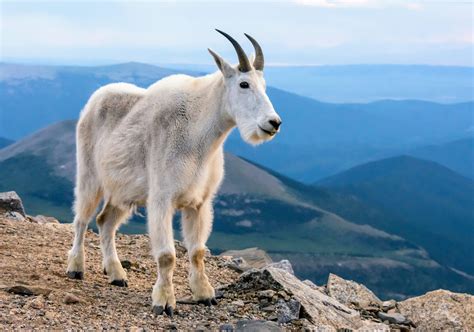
317;156;474;275
407;138;474;179
0;137;13;149
0;62;200;139
1;121;473;298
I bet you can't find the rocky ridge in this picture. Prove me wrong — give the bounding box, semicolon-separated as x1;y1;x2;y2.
1;192;472;331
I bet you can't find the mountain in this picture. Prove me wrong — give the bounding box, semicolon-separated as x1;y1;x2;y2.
166;64;474;103
262;65;474;103
407;138;474;179
226;89;473;181
0;62;200;139
1;121;473;298
2;62;473;182
0;137;13;149
317;155;474;276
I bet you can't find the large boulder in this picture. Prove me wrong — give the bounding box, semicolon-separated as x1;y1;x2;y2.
327;273;382;309
0;191;26;221
399;289;474;331
225;267;362;330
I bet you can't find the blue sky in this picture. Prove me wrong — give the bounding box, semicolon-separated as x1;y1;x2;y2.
1;0;472;66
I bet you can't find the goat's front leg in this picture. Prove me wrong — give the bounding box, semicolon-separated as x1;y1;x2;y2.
148;196;176;317
182;199;217;306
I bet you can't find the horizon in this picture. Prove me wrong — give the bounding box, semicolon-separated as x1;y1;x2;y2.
2;59;474;68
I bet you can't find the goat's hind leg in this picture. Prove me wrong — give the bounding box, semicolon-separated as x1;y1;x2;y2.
67;190;101;280
97;202;130;287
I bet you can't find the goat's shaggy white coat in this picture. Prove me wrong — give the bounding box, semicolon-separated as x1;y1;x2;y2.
67;50;280;311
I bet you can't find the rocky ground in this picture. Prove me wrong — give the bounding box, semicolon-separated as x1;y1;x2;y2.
1;191;473;331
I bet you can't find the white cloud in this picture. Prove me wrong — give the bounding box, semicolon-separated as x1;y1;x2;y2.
294;0;424;9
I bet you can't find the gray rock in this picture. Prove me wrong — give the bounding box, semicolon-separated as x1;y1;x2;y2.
8;211;27;222
28;215;60;224
258;289;276;299
399;289;473;331
227;267;361;329
377;312;408;325
219;324;234;332
275;299;300;324
224;257;252;273
382;299;397;312
327;273;382;309
5;285;52;296
235;320;282;332
221;248;273;269
265;260;294;275
0;191;26;217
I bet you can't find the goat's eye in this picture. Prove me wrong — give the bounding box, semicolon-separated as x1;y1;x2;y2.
239;82;249;89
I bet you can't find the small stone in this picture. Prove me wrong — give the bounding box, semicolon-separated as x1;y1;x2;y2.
235;320;282;332
219;324;234;332
120;260;132;270
64;293;81;304
29;297;45;309
377;312;408;325
382;299;397;312
265;260;294;275
231;300;245;307
258;290;276;299
5;285;52;296
261;305;276;312
275;299;300;323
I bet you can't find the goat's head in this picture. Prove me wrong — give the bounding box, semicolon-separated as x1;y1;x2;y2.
209;29;281;145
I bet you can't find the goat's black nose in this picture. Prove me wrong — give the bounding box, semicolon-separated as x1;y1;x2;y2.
269;119;282;130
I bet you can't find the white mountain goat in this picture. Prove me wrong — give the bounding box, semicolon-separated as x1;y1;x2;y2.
66;30;281;316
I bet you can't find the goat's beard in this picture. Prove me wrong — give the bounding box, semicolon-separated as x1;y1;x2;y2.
237;120;273;146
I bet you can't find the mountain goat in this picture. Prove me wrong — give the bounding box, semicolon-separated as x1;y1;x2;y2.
66;30;281;316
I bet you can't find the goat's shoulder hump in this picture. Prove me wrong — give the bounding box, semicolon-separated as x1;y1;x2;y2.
92;82;147;99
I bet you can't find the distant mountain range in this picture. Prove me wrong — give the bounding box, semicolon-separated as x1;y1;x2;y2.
167;64;474;103
0;121;473;298
1;62;473;182
407;138;474;179
0;137;13;149
316;156;474;276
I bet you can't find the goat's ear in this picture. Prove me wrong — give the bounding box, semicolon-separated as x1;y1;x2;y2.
208;48;235;78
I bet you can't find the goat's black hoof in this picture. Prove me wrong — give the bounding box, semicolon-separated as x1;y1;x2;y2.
153;305;174;317
67;271;83;280
111;279;128;287
165;305;174;317
198;297;218;306
153;305;164;315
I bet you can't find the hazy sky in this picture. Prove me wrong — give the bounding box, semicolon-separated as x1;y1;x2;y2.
1;0;473;66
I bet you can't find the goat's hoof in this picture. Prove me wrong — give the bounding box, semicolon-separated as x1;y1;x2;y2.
66;271;84;280
103;268;107;275
111;279;128;287
197;297;218;306
153;305;174;317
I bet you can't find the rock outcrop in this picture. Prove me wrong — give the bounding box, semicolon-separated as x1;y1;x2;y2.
399;289;474;331
0;191;26;220
1;191;472;331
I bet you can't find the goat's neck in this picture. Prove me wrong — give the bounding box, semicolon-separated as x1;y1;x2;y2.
194;72;236;158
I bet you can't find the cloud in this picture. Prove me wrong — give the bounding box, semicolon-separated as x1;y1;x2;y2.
294;0;423;9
